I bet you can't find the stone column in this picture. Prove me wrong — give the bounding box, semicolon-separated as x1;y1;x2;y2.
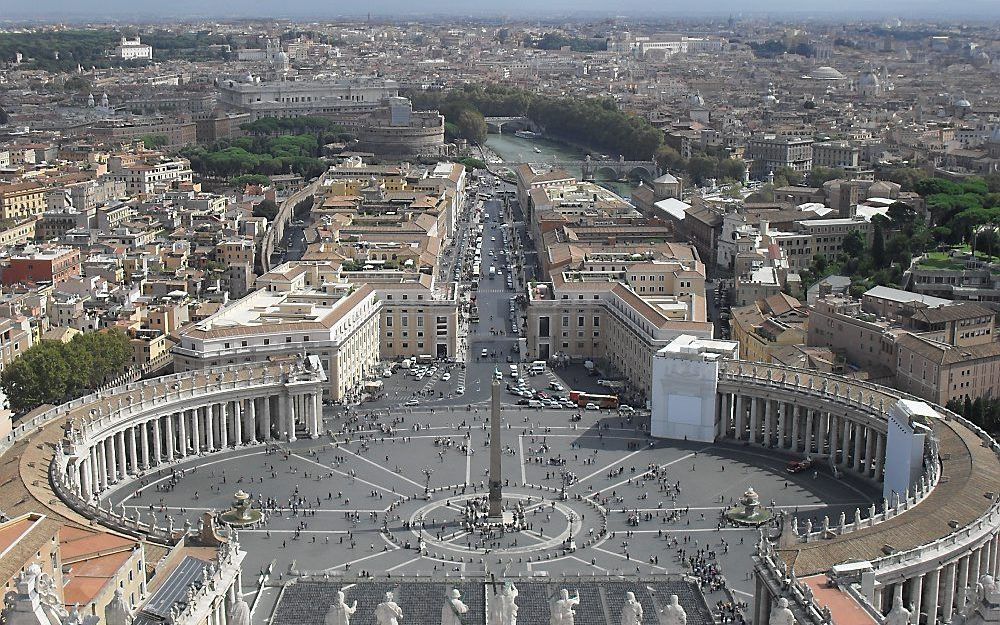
313;392;323;438
924;567;940;625
284;393;296;442
791;405;801;452
246;398;257;444
864;428;877;477
262;396;272;441
970;547;982;588
735;395;746;441
97;439;108;491
941;562;956;623
115;434;126;482
805;409;815;454
152;417;162;465
206;405;215;451
910;573;924;622
78;457;88;498
140;421;150;469
841;417;851;467
957;554;971;610
763;400;774;447
165;413;175;461
126;427;137;475
875;433;886;481
988;538;997;577
219;402;229;448
116;431;126;480
750;397;760;444
177;410;188;457
233;400;243;446
852;422;865;472
191;407;201;453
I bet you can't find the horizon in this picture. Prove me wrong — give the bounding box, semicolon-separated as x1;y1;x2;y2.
3;0;1000;22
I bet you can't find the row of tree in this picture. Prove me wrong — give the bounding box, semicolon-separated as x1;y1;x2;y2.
947;396;1000;436
180;135;327;181
0;330;133;414
407;85;663;160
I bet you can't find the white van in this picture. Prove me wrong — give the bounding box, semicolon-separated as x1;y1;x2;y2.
529;360;546;375
527;399;543;408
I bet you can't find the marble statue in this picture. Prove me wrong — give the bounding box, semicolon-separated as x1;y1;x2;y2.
490;582;518;625
768;598;796;625
550;589;580;625
375;592;403;625
442;588;468;625
976;575;999;605
884;594;911;625
620;592;643;625
660;595;686;625
228;597;251;625
104;589;132;625
324;591;358;625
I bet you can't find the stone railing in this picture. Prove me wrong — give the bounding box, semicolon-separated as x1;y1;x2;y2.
718;361;896;425
49;455;176;544
792;462;940;543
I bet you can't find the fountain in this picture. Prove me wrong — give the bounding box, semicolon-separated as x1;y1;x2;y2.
218;490;263;527
723;486;774;526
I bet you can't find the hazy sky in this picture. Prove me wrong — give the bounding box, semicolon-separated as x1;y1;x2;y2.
4;0;1000;20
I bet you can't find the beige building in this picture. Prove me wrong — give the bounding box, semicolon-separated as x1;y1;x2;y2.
527;269;712;402
895;332;1000;406
729;293;809;363
807;296;899;380
0;182;46;220
174;281;381;400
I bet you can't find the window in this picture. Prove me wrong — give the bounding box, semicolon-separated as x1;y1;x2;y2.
264;339;270;345
286;337;292;343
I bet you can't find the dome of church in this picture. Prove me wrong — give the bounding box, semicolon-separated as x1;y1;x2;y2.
954;98;972;108
859;71;880;87
808;66;846;80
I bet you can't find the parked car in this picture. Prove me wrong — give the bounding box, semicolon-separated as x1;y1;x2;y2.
585;402;599;410
786;458;814;474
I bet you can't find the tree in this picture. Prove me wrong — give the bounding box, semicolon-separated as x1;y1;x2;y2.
872;222;887;269
455;108;487;144
807;166;846;187
0;330;131;414
773;166;804;186
253;199;278;221
843;230;866;258
140;134;168;150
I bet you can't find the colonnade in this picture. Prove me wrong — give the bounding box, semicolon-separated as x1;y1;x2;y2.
889;533;1000;625
70;390;323;501
717;392;886;481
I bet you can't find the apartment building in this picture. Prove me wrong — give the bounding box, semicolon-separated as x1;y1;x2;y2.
3;246;82;286
729;293;809;363
895;332;1000;406
807;296;899;380
0;182;46;220
253;261;459;361
526;272;712;401
174;283;381;400
746;135;813;180
811;141;861;170
107;154;193;196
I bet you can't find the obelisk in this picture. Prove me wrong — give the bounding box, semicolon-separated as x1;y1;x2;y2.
488;377;503;518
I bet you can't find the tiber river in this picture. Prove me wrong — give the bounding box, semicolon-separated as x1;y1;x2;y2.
485;133;637;199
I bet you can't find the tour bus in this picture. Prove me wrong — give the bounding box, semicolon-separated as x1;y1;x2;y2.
489;266;496;279
569;392;619;409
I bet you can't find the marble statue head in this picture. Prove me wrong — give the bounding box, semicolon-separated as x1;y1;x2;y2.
385;592;394;602
450;589;462;600
627;592;636;602
337;591;346;604
777;598;789;609
670;595;680;607
560;589;570;600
